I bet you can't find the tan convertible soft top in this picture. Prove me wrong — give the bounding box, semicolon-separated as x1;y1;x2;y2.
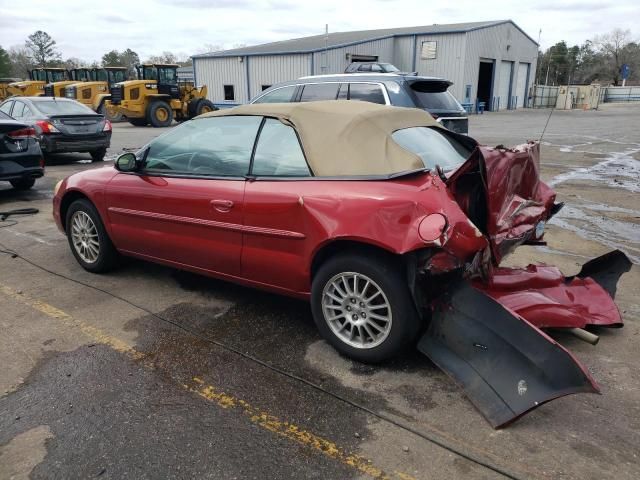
201;100;441;176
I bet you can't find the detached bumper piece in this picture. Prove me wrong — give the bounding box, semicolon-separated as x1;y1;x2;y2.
418;250;631;428
474;250;632;329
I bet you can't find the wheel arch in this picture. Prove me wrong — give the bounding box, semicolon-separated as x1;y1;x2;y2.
310;239;403;280
59;189;92;232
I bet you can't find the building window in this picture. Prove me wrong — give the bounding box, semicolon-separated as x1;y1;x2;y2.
261;85;271;91
421;41;437;60
224;85;235;101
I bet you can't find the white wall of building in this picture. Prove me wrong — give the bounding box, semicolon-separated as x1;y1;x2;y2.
311;37;395;75
412;33;467;100
194;22;539;108
248;54;311;101
196;56;247;104
463;22;538;108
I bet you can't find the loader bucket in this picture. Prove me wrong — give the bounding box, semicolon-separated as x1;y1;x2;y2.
417;281;599;428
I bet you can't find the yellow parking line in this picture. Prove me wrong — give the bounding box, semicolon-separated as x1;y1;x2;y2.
0;283;417;480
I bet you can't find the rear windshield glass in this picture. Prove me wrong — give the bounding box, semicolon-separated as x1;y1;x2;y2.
409;81;462;111
33;100;95;115
392;127;471;170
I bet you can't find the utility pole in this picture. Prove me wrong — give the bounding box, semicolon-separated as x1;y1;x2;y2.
322;24;329;73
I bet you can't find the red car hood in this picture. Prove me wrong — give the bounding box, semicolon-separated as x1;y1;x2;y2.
447;141;557;265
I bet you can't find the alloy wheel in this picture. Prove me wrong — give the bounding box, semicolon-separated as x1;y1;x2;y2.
321;272;392;349
70;211;100;263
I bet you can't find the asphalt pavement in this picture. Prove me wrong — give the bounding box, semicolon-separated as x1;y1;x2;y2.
1;108;639;480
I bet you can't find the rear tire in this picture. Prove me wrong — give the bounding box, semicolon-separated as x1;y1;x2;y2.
10;178;35;190
311;252;421;363
98;103;123;122
90;148;107;162
189;99;217;118
147;101;173;128
66;199;118;273
128;118;148;127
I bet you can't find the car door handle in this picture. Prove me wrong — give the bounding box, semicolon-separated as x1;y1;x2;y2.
211;199;234;212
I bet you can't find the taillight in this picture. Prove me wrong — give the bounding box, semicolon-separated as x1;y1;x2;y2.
103;120;112;132
35;120;60;134
7;127;36;139
418;213;448;243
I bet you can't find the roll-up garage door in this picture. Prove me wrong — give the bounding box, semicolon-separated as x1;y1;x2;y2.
515;63;529;108
497;61;513;110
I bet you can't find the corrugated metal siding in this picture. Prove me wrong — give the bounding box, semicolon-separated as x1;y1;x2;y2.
393;36;415;71
312;38;395;75
463;23;538;106
412;33;467;100
248;54;311;101
194;57;248;104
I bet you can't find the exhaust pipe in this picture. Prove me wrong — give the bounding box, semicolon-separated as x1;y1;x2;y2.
568;328;599;345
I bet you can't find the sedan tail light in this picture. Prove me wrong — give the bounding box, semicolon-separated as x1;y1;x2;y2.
35;120;61;134
7;127;37;139
103;120;112;132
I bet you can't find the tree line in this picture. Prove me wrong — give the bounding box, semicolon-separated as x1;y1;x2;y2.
0;30;194;80
536;29;638;86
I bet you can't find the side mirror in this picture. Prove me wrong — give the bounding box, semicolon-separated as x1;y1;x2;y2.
115;152;138;172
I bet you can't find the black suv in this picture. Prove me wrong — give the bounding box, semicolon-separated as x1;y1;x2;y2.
251;73;468;134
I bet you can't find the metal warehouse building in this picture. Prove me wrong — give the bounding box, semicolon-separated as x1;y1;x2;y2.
192;20;538;110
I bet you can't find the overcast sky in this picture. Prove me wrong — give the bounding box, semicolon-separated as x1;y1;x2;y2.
0;0;637;62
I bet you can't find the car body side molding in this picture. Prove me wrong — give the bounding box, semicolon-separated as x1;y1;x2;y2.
107;207;306;239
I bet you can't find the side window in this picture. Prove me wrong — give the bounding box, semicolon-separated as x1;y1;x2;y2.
22;105;34;117
357;64;371;72
144;116;262;177
252;118;311;177
253;85;296;103
224;85;235;101
370;64;383;72
11;101;26;119
0;101;13;116
299;83;339;102
349;83;386;105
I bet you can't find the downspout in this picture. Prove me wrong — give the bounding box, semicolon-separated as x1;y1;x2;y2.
411;35;417;72
310;53;314;75
245;55;250;103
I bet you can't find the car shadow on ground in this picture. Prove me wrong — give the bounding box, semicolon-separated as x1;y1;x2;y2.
114;258;440;418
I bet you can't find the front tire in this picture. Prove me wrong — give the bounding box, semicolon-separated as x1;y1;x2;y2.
66;199;118;273
311;252;421;363
147;101;173;128
10;178;36;190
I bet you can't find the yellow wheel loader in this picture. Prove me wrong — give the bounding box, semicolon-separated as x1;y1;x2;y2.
0;78;21;101
64;67;127;121
6;68;68;97
44;67;93;97
107;64;215;127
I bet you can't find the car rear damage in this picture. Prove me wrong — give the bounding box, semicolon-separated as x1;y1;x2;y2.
411;140;632;428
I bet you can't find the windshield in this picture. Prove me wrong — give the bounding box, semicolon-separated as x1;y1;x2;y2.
33;100;95;115
158;67;177;85
110;70;126;84
31;70;46;81
50;71;67;82
96;69;108;82
409;81;463;111
392;127;472;170
143;66;157;80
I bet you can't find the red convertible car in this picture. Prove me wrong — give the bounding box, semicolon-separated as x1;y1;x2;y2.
53;101;630;427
